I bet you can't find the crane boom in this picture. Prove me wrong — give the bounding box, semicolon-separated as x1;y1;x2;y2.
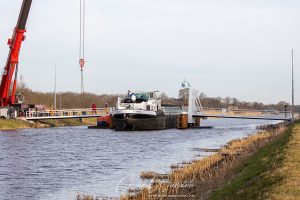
0;0;32;106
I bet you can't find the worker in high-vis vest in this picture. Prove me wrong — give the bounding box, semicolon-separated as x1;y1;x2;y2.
105;103;109;114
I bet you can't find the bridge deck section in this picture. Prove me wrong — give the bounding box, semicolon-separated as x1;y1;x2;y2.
25;108;108;120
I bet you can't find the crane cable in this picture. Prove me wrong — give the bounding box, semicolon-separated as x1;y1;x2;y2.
79;0;85;107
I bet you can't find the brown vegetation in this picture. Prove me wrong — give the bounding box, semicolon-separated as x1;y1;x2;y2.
18;86;119;109
120;122;288;200
199;93;296;112
16;78;119;108
140;171;169;180
76;194;94;200
0;119;34;130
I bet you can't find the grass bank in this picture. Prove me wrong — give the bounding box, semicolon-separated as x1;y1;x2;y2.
0;119;34;130
119;122;289;200
0;118;96;130
209;120;300;200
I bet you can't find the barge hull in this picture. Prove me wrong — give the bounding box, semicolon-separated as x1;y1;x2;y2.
113;115;176;131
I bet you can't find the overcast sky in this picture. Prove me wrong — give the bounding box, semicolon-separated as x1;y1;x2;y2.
0;0;299;104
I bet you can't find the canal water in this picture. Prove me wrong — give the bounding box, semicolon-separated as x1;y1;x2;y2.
0;119;279;200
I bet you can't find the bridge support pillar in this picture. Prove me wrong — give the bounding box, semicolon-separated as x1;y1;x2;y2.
176;114;203;129
176;113;188;129
194;117;200;127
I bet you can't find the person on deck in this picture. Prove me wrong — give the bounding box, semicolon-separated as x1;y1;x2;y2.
105;103;109;114
91;103;97;114
50;105;54;116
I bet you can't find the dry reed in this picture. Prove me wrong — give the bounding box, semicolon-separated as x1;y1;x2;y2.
120;123;288;200
140;171;170;180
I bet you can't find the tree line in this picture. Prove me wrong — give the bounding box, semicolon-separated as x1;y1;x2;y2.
16;79;298;112
165;89;298;112
17;80;119;109
199;94;293;111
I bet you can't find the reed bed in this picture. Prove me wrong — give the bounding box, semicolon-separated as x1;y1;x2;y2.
140;171;169;180
76;194;94;200
120;123;288;200
76;194;119;200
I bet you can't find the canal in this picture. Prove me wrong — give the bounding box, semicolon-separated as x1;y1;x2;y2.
0;119;279;200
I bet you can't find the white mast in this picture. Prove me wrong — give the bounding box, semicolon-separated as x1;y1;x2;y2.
79;0;86;108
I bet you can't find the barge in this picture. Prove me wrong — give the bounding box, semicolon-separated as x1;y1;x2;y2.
94;85;205;131
111;91;176;131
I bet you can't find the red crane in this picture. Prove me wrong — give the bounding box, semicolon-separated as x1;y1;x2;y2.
0;0;32;107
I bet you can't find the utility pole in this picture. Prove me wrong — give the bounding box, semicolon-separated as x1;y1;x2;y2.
292;49;295;121
54;63;57;110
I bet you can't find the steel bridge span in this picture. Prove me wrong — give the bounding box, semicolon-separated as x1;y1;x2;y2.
25;107;293;122
25;108;107;120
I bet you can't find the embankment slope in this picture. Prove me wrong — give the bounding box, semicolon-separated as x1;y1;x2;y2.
209;121;300;200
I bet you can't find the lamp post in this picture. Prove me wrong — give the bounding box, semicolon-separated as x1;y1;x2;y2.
54;63;57;110
292;49;294;121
